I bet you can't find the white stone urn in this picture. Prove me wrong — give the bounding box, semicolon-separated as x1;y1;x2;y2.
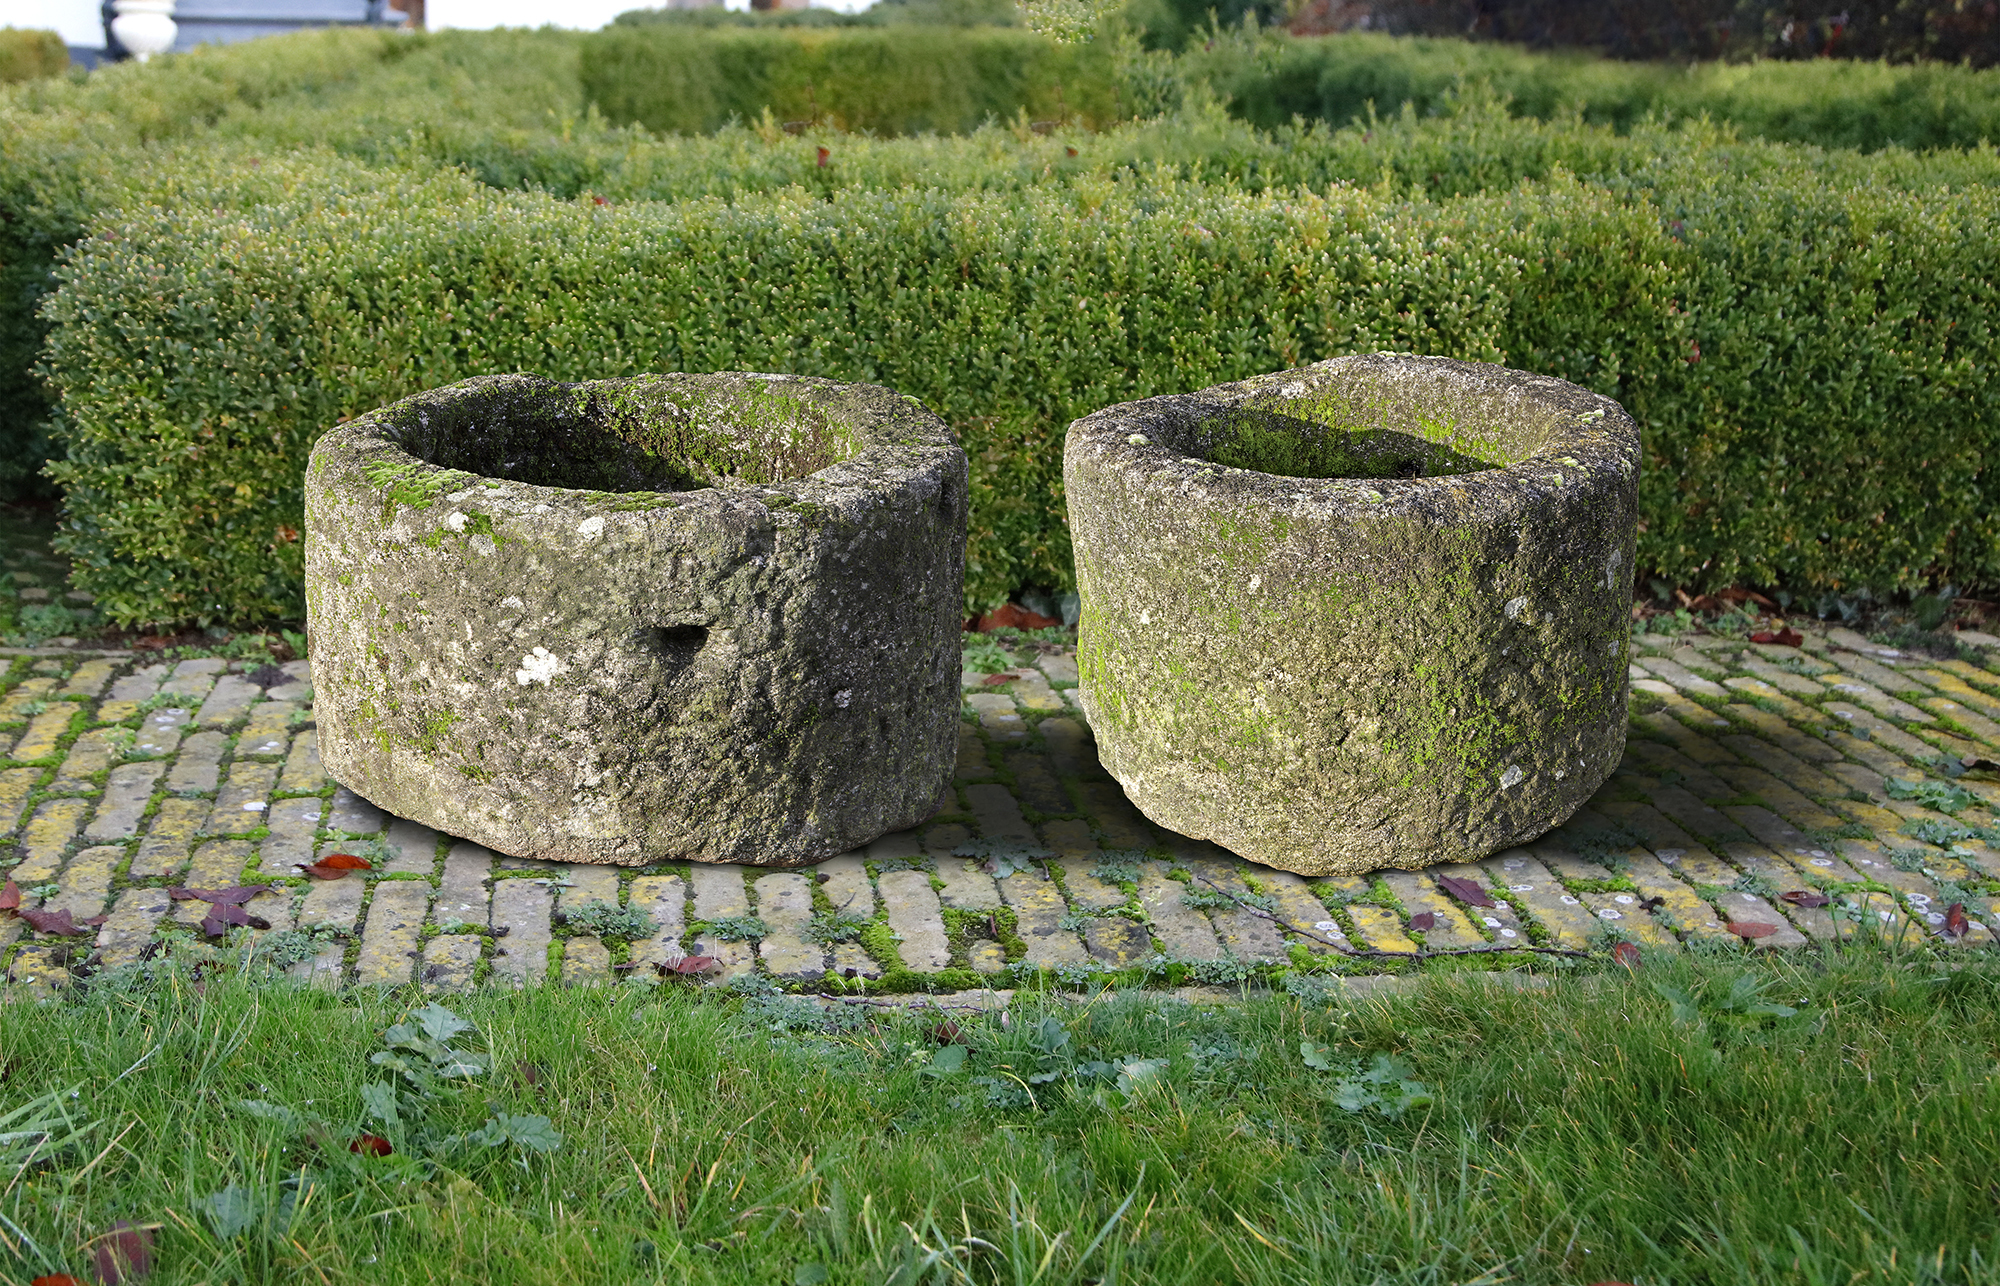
111;0;177;61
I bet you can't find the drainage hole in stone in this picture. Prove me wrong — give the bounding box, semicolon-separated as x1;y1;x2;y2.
641;623;710;667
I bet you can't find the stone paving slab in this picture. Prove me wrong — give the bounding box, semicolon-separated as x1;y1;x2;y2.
3;614;2000;1001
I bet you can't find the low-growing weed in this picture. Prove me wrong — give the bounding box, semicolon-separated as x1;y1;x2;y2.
1887;777;1976;815
697;915;767;942
558;901;656;940
807;908;871;944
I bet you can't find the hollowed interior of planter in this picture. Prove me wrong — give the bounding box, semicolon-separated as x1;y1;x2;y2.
1172;381;1559;482
396;382;861;494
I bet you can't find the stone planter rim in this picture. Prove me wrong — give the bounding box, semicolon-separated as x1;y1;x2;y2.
1067;353;1638;511
318;371;960;514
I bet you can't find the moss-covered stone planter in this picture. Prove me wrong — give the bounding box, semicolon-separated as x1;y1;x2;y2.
305;372;967;867
1065;354;1640;877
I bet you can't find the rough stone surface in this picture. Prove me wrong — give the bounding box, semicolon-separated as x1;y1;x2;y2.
306;372;968;867
1064;354;1640;875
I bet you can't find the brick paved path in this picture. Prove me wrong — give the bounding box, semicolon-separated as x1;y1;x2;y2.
4;528;2000;998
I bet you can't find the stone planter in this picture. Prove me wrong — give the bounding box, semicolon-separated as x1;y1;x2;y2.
1064;354;1640;876
305;372;967;867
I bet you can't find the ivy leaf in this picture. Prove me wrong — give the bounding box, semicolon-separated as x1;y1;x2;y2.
410;1003;474;1044
1116;1058;1170;1096
200;1183;261;1239
1653;982;1703;1025
234;1100;296;1127
926;1045;968;1076
468;1112;572;1152
359;1081;401;1130
434;1052;490;1079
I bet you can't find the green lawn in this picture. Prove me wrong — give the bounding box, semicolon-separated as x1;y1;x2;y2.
2;945;1996;1284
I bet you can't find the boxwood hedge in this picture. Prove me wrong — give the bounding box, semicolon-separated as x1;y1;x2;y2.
579;25;1121;136
40;139;2000;625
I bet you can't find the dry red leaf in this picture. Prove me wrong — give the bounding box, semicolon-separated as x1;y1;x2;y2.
300;853;371;880
1611;941;1642;968
926;1020;963;1045
1436;875;1495;908
973;602;1061;633
19;907;82;936
1780;890;1831;908
1944;903;1970;939
816;146;830;167
980;672;1020;685
1749;628;1804;647
591;194;608;205
31;1275;87;1286
1407;912;1436;932
199;903;272;937
513;1061;543;1088
350;1134;393;1157
0;878;19;911
92;1221;153;1283
1726;921;1779;939
670;955;718;974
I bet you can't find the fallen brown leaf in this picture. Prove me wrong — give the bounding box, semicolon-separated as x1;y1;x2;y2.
973;603;1060;633
350;1133;393;1157
19;907;83;936
1436;876;1494;908
1611;941;1641;968
91;1221;153;1283
1726;921;1779;939
1780;890;1831;908
1407;912;1436;932
1944;903;1971;939
0;878;19;911
199;903;272;937
300;853;371;880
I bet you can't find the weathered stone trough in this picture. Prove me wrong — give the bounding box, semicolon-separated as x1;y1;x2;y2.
1064;354;1640;876
305;372;967;867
